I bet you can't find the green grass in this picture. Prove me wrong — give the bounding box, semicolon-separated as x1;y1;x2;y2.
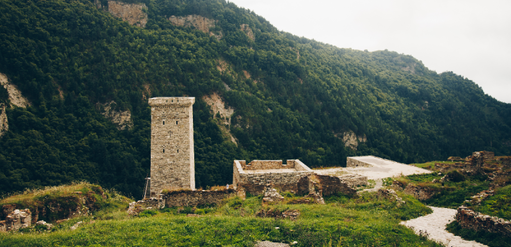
410;161;457;170
446;221;511;247
0;191;442;246
472;184;511;220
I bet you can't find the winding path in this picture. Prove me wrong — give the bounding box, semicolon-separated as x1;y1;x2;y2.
400;206;487;247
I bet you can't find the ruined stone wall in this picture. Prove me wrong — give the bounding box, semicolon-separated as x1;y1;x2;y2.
163;189;235;207
456;206;511;236
149;97;195;196
315;174;356;196
0;209;31;232
346;157;372;167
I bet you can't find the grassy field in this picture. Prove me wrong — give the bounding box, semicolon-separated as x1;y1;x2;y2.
0;189;443;246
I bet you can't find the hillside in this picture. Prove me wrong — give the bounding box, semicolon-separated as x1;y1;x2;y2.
1;0;510;197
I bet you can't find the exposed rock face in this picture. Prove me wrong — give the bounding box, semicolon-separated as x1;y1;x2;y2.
202;93;234;126
456;206;511;236
97;101;133;130
202;93;237;144
336;130;366;150
240;24;255;41
0;72;31;108
0;104;7;137
0;209;32;232
169;15;220;38
105;0;147;27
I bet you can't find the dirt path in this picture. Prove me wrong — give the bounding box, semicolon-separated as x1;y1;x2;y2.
400;206;487;247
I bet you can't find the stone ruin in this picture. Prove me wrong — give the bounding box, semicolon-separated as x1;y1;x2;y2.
233;159;313;196
0;209;32;232
456;206;511;236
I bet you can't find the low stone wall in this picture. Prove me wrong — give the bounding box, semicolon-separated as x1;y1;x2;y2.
346;157;372;167
315;174;356;196
456;206;511;236
338;174;368;188
162;189;235;207
237;171;312;196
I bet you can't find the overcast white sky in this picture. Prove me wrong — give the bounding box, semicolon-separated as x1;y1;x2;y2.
228;0;511;103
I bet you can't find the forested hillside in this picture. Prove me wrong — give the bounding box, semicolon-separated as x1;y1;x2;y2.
1;0;510;198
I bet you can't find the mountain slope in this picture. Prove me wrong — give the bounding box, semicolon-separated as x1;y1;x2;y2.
0;0;510;197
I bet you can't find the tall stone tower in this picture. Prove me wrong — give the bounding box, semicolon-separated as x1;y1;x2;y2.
148;97;195;196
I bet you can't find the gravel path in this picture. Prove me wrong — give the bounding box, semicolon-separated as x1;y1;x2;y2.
400;206;487;247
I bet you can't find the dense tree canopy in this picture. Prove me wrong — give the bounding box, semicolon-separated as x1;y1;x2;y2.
1;0;510;198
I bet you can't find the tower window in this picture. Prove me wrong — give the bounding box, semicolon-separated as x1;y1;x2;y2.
163;149;165;153
163;120;165;125
176;121;179;125
177;149;179;153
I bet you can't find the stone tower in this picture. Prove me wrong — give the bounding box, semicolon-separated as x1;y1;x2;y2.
148;97;195;196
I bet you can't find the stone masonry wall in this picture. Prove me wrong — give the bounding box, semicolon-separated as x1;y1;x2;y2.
149;97;195;196
0;209;32;232
315;174;356;196
456;206;511;236
163;189;235;207
346;157;372;167
233;160;313;195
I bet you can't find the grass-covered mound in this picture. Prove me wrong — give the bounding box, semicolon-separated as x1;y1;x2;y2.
0;189;442;246
0;182;131;223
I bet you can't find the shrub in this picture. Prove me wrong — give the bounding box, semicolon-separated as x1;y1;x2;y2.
446;170;465;182
139;209;158;217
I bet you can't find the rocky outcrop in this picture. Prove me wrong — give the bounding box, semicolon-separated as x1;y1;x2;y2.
0;104;7;137
336;130;366;150
169;15;221;39
97;101;133;130
202;93;237;144
202;93;234;126
0;72;31;108
103;0;148;27
456;206;511;236
0;209;32;232
240;24;255;41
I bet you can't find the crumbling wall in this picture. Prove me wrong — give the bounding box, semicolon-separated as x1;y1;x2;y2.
403;183;437;200
0;209;31;232
315;174;356;196
162;189;235;207
338;174;368;188
456;206;511;236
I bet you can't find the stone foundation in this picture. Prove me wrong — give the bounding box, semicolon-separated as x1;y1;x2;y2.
233;159;313;196
456;206;511;236
315;174;356;196
162;189;235;207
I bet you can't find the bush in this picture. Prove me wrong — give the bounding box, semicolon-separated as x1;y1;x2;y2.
139;209;158;217
446;170;465;182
